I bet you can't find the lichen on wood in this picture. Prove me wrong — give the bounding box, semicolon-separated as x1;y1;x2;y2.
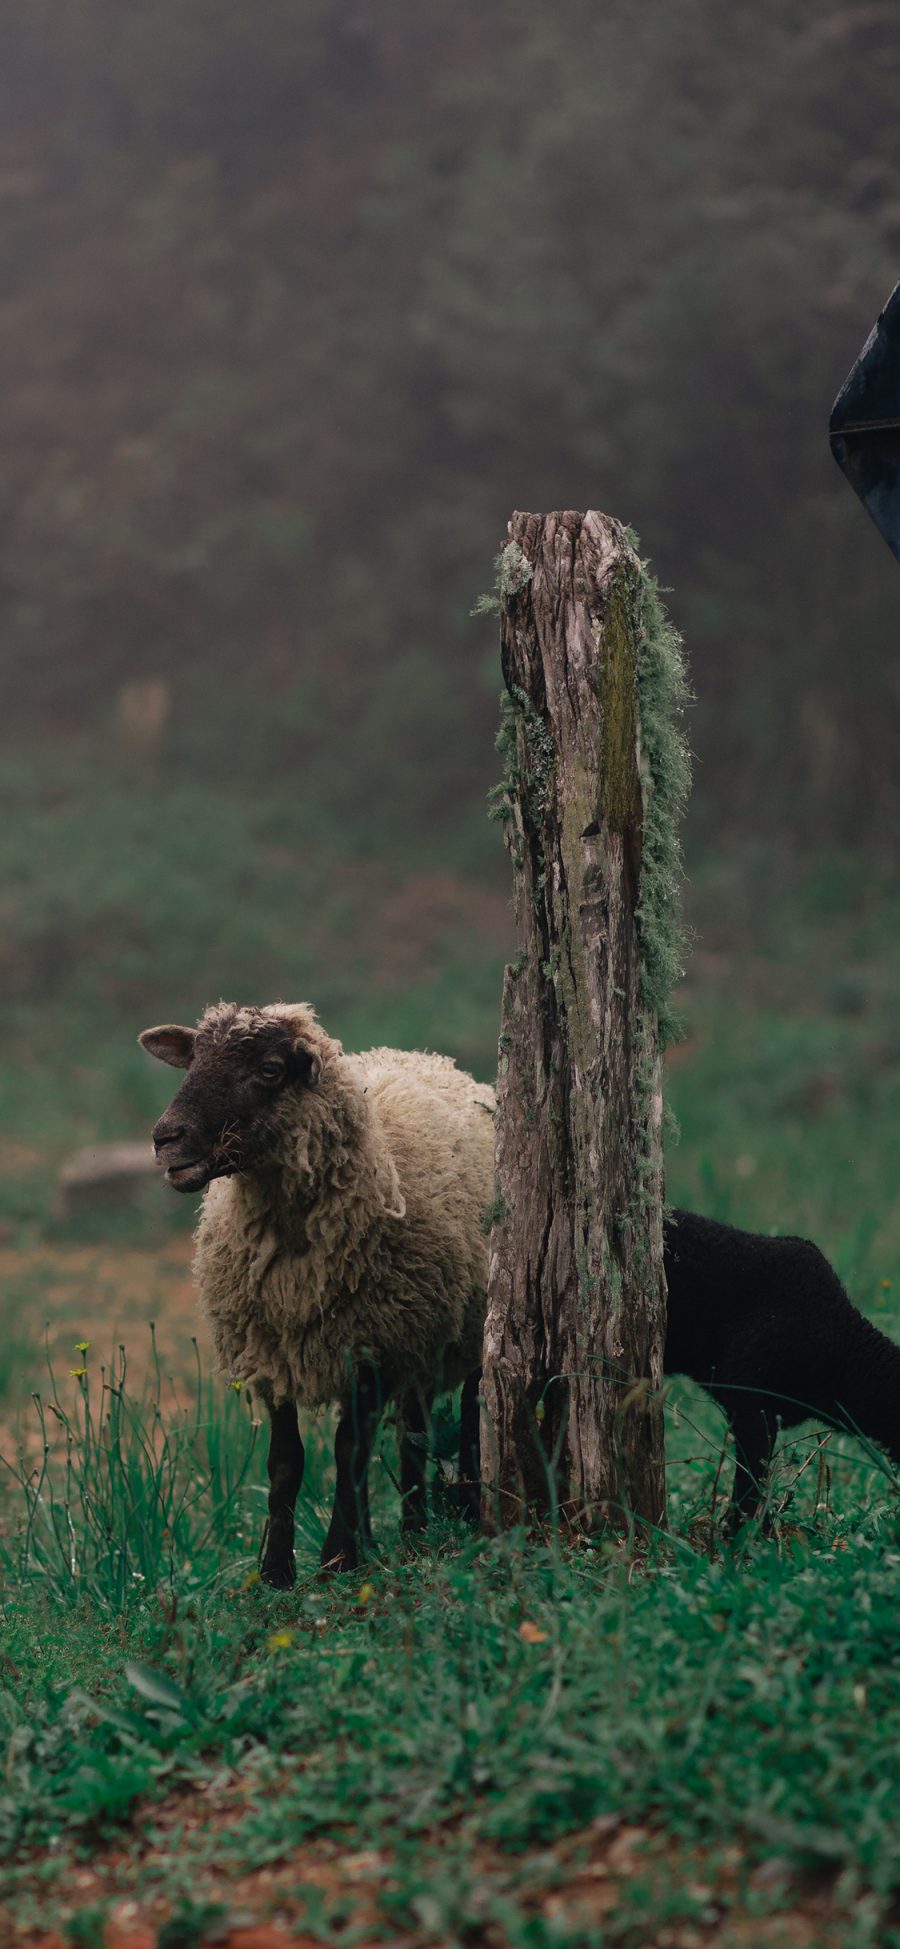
627;530;692;1048
481;510;690;1538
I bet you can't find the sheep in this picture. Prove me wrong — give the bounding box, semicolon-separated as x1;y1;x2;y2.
663;1208;900;1530
140;1001;495;1586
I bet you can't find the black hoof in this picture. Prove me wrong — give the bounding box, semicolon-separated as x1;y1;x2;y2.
261;1554;296;1589
319;1541;357;1575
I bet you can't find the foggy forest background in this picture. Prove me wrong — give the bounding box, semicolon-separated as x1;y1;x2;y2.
2;0;899;1268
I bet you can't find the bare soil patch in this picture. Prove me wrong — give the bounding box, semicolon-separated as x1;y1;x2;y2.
6;1798;863;1949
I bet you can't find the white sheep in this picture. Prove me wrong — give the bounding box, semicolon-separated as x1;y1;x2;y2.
139;1001;495;1583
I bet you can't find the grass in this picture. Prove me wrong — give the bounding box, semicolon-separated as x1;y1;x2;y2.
3;730;900;1939
2;1303;900;1942
667;846;900;1287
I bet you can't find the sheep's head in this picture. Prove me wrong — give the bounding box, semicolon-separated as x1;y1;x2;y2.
139;1003;326;1193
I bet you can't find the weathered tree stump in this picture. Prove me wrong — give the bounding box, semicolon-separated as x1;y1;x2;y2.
481;510;689;1537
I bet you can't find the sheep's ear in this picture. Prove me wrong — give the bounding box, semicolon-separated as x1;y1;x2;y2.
138;1024;196;1069
292;1043;322;1087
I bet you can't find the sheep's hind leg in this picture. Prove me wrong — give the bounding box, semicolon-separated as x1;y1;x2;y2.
458;1369;482;1522
261;1400;305;1589
399;1385;433;1537
320;1368;387;1574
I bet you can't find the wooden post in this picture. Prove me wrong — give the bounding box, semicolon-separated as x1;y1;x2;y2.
481;510;688;1537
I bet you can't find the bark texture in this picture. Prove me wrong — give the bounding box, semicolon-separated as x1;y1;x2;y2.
482;510;667;1535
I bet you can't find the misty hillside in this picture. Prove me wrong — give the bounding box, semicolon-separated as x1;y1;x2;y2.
2;0;899;848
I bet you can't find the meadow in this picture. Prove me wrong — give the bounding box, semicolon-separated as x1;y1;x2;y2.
3;6;899;1938
1;743;900;1945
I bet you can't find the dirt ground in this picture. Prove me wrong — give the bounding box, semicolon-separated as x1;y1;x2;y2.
5;1797;865;1949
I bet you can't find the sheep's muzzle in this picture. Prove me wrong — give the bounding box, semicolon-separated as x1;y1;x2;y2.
151;1104;227;1194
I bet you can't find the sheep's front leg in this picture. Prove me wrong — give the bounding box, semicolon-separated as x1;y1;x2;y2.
726;1402;776;1536
399;1385;433;1535
320;1368;387;1574
458;1369;482;1522
261;1400;305;1589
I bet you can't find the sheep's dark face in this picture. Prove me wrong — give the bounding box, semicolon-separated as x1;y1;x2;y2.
140;1011;321;1193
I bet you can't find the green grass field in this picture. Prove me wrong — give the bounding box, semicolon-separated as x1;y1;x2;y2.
2;787;900;1943
2;1345;899;1946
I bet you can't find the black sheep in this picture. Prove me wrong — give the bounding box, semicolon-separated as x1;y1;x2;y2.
664;1208;900;1529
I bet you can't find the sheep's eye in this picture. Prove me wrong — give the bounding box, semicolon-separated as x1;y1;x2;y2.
259;1058;286;1084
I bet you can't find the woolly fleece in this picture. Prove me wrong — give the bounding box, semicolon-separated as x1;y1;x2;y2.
192;1003;496;1407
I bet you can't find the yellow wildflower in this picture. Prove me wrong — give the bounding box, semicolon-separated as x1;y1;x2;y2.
231;1379;243;1391
267;1629;294;1652
74;1341;90;1354
69;1367;87;1379
357;1582;376;1606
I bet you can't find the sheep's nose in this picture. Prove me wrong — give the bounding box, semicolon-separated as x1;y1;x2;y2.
153;1119;187;1154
